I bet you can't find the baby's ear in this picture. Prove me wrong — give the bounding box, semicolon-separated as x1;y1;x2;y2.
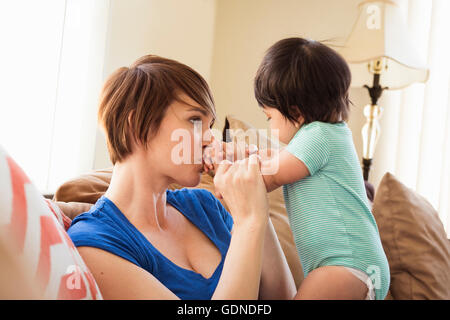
285;106;302;126
293;111;305;129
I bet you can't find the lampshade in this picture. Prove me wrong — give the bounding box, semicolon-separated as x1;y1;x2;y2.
337;0;429;89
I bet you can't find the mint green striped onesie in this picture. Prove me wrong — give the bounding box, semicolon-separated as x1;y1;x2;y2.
282;121;390;300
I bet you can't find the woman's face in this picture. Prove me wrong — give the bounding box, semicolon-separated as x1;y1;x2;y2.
144;93;215;187
262;106;302;145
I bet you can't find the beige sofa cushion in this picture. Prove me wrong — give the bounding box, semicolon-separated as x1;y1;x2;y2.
53;168;112;204
372;172;450;299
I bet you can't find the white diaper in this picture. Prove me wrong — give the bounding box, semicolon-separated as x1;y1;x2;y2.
343;267;375;300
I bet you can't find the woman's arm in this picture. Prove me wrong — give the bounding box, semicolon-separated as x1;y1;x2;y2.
259;219;297;300
212;218;267;299
204;144;299;299
211;155;270;299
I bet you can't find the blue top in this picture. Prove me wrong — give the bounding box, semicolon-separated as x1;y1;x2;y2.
67;188;234;300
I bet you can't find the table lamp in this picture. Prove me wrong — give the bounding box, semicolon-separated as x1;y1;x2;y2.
337;0;429;180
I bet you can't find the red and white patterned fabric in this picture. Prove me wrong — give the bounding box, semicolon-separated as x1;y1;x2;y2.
0;146;102;299
45;199;72;231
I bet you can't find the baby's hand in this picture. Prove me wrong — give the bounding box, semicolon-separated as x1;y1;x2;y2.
203;141;258;176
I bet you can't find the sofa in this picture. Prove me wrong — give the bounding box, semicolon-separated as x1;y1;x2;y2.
1;115;449;299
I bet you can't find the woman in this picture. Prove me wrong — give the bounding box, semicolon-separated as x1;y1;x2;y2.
67;55;296;299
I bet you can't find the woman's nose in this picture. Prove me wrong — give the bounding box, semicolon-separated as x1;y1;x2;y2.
202;129;215;147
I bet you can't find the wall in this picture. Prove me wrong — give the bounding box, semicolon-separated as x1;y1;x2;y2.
0;0;111;193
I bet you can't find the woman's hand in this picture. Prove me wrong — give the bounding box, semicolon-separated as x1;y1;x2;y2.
213;154;269;227
211;154;271;299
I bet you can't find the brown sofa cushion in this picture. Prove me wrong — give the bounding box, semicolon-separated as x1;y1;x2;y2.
53;168;113;204
372;172;450;299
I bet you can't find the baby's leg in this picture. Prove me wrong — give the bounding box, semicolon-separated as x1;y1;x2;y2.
294;266;368;300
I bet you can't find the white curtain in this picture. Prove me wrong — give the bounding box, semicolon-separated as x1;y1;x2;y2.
0;0;110;194
371;0;450;236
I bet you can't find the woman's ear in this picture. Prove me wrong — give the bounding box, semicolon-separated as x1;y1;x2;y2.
126;110;140;148
127;110;135;128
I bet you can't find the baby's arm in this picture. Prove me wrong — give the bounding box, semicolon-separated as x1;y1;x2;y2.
259;148;310;192
203;142;311;192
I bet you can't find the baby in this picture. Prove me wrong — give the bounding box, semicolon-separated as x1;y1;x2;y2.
204;37;390;300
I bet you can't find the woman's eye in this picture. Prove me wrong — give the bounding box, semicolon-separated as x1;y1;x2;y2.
189;117;202;124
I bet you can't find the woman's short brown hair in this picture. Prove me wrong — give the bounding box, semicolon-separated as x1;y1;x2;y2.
254;37;351;125
98;55;215;164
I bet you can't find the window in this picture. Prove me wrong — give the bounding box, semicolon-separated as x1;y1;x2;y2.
0;0;110;193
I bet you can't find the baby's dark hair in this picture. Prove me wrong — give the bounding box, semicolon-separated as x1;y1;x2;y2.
254;37;351;125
